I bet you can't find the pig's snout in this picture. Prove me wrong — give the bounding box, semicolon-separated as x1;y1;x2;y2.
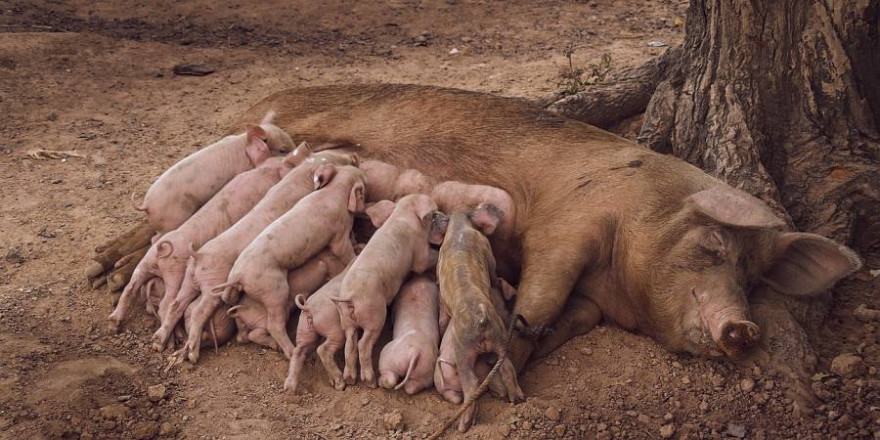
717;320;760;358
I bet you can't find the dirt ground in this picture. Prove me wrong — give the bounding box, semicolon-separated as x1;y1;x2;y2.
1;1;878;439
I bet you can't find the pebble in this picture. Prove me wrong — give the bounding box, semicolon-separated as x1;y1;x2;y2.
740;378;755;392
659;423;675;438
597;422;607;432
664;413;674;422
637;414;650;424
580;348;593;356
831;353;866;378
545;406;561;421
726;423;747;438
116;395;132;402
382;410;404;431
98;404;129;421
764;380;775;391
681;376;691;385
554;424;566;436
4;250;25;264
854;304;880;322
711;375;725;387
159;422;174;436
131;421;159;440
147;384;168;402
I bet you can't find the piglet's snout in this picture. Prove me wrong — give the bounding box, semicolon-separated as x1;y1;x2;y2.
718;320;760;358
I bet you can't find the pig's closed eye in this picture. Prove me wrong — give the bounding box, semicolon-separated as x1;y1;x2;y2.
699;246;725;266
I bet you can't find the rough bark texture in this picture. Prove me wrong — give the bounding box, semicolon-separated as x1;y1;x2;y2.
639;0;880;251
539;48;680;129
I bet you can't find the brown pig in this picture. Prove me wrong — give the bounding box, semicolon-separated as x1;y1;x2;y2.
437;203;524;432
285;266;353;393
179;148;358;363
109;152;299;334
332;194;449;387
377;275;440;394
134;111;295;234
213;164;365;359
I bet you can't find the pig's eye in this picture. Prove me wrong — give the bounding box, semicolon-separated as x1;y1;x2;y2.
700;246;726;266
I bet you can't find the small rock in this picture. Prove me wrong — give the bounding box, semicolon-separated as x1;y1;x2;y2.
116;395;132;402
740;378;755;392
625;411;637;418
147;384;168;402
660;423;675;438
764;380;775;390
4;250;25;264
131;421;159;440
854;304;880;322
672;361;682;369
711;375;725;387
46;112;58;121
664;413;674;422
637;414;650;424
648;41;670;47
580;348;593;356
554;424;566;436
50;178;62;184
382;410;404;431
159;422;174;436
182;415;190;422
545;406;561;421
831;353;866;378
726;423;747;438
172;64;215;76
98;404;129;421
449;47;460;55
597;422;607;432
681;376;691;385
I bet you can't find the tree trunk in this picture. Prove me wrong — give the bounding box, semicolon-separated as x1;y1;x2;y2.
639;0;880;252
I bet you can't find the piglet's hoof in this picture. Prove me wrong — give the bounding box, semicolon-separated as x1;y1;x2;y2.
331;379;346;391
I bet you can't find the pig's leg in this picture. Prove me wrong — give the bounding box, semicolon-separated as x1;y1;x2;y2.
533;294;602;358
87;221;155;280
284;320;319;394
357;328;382;387
183;287;223;363
155;268;187;324
509;232;590;371
342;326;359;385
248;328;279;350
153;267;200;351
106;246;150;292
263;286;296;358
455;352;483;433
108;263;154;332
316;334;346;391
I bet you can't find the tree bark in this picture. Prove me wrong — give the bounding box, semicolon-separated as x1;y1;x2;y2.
639;0;880;251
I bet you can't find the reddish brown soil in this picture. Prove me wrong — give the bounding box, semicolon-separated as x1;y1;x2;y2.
1;1;878;439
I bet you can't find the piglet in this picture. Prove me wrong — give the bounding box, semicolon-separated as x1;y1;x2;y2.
184;295;236;351
134;111;295;233
377;275;440;394
430;181;516;239
285;265;352;393
435;279;516;404
109;152;299;335
226;249;349;349
214;164;365;359
332;194;448;387
437;203;524;432
360;160;435;202
180;148;358;363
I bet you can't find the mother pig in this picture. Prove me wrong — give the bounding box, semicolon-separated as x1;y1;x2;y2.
232;84;861;372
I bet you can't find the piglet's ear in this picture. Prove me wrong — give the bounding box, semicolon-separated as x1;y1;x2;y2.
244;125;270;166
313;164;337;190
351;152;361;168
762;232;862;297
468;203;504;236
283;142;313;168
246;124;267;141
687;185;786;229
348;181;366;213
424;211;450;245
365;200;395;228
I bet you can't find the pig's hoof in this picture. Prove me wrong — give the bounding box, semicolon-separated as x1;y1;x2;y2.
342;370;357;385
332;379;346;391
107;317;122;333
187;348;200;364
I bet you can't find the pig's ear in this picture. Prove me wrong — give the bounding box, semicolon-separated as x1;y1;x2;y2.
687;185;786;229
313;164;337;190
468;203;504;236
350;152;361;168
244;125;270;165
762;232;862;297
365;200;395;228
348;181;366;213
424;211;450;245
246;124;267;142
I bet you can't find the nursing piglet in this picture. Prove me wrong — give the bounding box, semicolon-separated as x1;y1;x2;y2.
109;153;298;334
437;203;524;432
332;194;448;387
360;160;435;202
285;266;352;393
134;111;294;233
214;164;365;359
377;275;440;394
180;147;357;363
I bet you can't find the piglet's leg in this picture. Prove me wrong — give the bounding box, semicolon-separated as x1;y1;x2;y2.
155;270;186;324
456;354;482;433
357;328;382;387
342;327;359;384
284;320;319;394
264;290;296;358
249;328;279;350
107;266;153;332
316;334;346;391
153;269;199;351
184;288;223;363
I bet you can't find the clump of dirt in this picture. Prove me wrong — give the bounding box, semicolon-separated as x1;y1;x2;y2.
1;1;877;439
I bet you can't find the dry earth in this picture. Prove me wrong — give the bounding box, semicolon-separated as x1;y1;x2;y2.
1;1;878;439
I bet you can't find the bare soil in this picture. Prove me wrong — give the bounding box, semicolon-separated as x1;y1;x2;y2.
1;1;878;439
